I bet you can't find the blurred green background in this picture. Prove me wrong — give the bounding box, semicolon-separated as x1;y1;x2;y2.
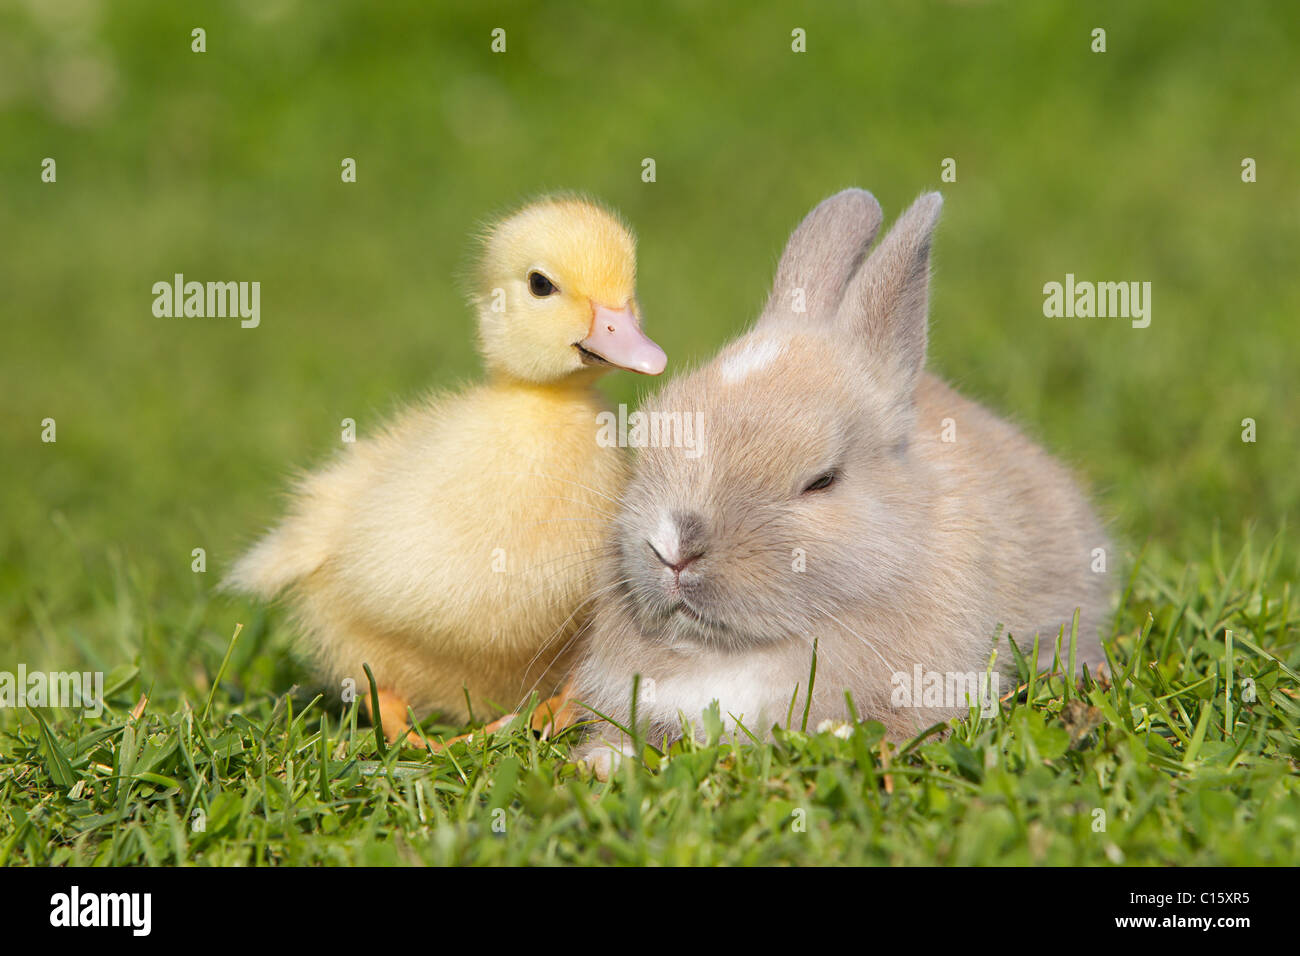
2;0;1297;677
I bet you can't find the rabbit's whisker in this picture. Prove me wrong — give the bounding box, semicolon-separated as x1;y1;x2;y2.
810;603;896;675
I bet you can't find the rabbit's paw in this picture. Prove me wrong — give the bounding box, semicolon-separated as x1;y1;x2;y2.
573;740;636;781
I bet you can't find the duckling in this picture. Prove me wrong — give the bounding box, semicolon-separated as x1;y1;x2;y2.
225;197;665;745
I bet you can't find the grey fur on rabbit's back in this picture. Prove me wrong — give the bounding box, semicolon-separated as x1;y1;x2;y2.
571;189;1112;770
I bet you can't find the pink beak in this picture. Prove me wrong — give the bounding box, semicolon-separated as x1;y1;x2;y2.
578;305;667;375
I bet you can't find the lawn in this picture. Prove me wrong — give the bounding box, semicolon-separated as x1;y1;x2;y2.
1;1;1297;866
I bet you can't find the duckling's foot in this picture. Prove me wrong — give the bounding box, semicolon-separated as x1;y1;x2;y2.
455;688;579;746
408;689;581;754
363;688;423;747
421;712;521;753
531;688;580;740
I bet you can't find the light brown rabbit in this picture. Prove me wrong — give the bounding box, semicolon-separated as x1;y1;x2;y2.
570;189;1112;775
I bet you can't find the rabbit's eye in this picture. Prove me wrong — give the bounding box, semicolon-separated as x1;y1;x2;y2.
803;471;837;494
528;271;558;297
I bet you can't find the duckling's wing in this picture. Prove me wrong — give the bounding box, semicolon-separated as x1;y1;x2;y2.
222;456;361;599
222;523;317;599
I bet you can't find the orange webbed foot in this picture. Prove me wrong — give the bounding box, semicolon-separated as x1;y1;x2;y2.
530;686;580;739
363;684;581;753
362;687;425;747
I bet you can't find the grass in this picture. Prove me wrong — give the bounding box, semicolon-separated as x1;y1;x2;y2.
1;2;1298;865
2;528;1296;866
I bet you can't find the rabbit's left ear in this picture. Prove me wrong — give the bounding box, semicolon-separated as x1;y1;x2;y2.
837;192;942;403
758;189;883;328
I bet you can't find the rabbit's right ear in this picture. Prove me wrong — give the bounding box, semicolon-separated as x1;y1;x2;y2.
836;192;943;416
758;189;883;328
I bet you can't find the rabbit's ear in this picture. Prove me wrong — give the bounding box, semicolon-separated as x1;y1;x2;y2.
759;189;883;328
838;192;942;403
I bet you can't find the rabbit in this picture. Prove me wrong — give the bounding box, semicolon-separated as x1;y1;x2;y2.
568;189;1112;776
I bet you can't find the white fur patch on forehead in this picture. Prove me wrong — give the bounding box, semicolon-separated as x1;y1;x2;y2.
719;336;785;384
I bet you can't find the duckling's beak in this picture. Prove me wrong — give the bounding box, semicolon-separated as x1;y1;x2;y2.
577;305;667;375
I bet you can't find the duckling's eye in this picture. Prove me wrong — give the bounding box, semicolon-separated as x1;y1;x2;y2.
528;271;558;297
802;471;837;494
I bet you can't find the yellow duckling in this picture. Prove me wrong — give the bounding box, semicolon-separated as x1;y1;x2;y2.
225;197;665;744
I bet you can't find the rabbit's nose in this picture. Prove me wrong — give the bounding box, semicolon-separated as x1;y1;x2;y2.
648;541;702;575
646;510;708;576
669;553;701;576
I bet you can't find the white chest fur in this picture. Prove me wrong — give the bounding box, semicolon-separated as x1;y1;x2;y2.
639;650;797;734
